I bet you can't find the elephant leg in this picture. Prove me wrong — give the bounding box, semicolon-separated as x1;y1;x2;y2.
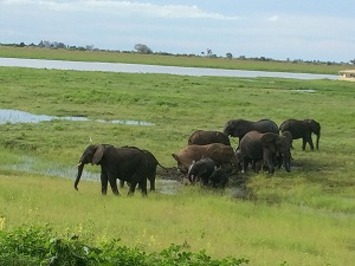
139;178;148;196
100;172;108;195
308;137;314;150
253;160;263;173
128;181;137;196
242;159;249;173
149;177;156;191
263;154;274;174
302;138;307;151
108;178;119;196
149;170;156;191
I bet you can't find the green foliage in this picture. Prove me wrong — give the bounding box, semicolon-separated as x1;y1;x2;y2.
0;225;249;266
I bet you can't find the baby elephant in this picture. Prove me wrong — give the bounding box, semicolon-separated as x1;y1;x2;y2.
187;157;228;188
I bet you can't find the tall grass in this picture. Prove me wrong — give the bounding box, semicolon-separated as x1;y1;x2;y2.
0;174;353;265
0;66;354;264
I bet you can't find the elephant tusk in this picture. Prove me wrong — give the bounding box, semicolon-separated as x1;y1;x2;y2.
77;162;83;167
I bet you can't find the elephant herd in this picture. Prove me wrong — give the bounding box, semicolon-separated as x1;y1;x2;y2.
74;118;321;196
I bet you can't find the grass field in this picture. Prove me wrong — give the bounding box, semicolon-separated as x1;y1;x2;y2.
1;45;355;75
0;61;354;265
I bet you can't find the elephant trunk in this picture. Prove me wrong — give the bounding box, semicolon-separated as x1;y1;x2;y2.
283;152;291;172
74;161;85;191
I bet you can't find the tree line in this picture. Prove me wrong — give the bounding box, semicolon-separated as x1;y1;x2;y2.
1;40;353;65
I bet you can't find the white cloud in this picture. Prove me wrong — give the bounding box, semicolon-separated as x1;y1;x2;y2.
2;0;240;20
267;15;279;22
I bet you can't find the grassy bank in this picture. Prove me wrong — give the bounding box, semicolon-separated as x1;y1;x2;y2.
1;46;354;74
0;66;354;264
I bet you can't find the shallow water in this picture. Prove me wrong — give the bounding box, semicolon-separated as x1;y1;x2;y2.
0;57;339;80
0;109;154;126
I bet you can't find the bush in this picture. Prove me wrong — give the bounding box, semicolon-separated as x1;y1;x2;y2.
0;225;249;265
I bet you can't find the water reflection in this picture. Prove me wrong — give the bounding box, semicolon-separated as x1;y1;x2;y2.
0;109;154;126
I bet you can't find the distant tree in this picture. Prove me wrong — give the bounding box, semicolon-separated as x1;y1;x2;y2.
85;45;95;51
38;40;51;48
206;48;213;57
134;44;153;54
57;42;66;49
206;48;217;58
226;52;233;59
350;59;355;65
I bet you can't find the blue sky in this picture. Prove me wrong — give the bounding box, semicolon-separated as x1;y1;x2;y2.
1;0;354;62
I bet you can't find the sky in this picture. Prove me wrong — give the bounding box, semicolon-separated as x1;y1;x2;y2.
1;0;354;62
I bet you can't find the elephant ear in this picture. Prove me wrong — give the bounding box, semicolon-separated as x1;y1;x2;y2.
260;132;278;146
92;145;105;164
282;130;293;145
308;119;321;134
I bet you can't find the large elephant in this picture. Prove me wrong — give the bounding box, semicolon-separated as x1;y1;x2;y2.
238;131;292;174
74;144;149;196
120;147;168;191
172;143;237;174
188;130;231;146
223;118;279;144
279;118;321;151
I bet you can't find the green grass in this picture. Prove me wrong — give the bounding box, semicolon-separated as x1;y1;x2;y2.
1;45;355;74
0;65;354;265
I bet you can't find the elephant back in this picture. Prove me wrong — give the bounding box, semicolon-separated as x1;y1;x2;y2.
188;130;231;146
255;119;279;134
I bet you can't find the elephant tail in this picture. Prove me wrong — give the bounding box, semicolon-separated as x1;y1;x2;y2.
157;161;170;172
74;161;85;191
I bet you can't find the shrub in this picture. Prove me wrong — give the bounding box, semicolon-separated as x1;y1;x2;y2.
0;225;249;265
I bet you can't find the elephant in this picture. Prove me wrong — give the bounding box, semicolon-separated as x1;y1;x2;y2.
74;144;149;196
187;157;228;188
279;118;321;151
119;147;169;191
238;131;292;174
209;166;228;189
188;130;231;146
172;143;237;175
187;157;216;184
223;118;279;145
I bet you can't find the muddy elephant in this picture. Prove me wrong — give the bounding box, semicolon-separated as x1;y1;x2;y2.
279;118;321;151
187;157;216;184
74;144;149;196
238;131;292;174
120;147;168;191
223;118;279;144
172;143;237;174
187;157;228;188
188;130;231;146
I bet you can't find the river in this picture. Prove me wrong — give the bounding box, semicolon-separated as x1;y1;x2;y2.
0;57;338;80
